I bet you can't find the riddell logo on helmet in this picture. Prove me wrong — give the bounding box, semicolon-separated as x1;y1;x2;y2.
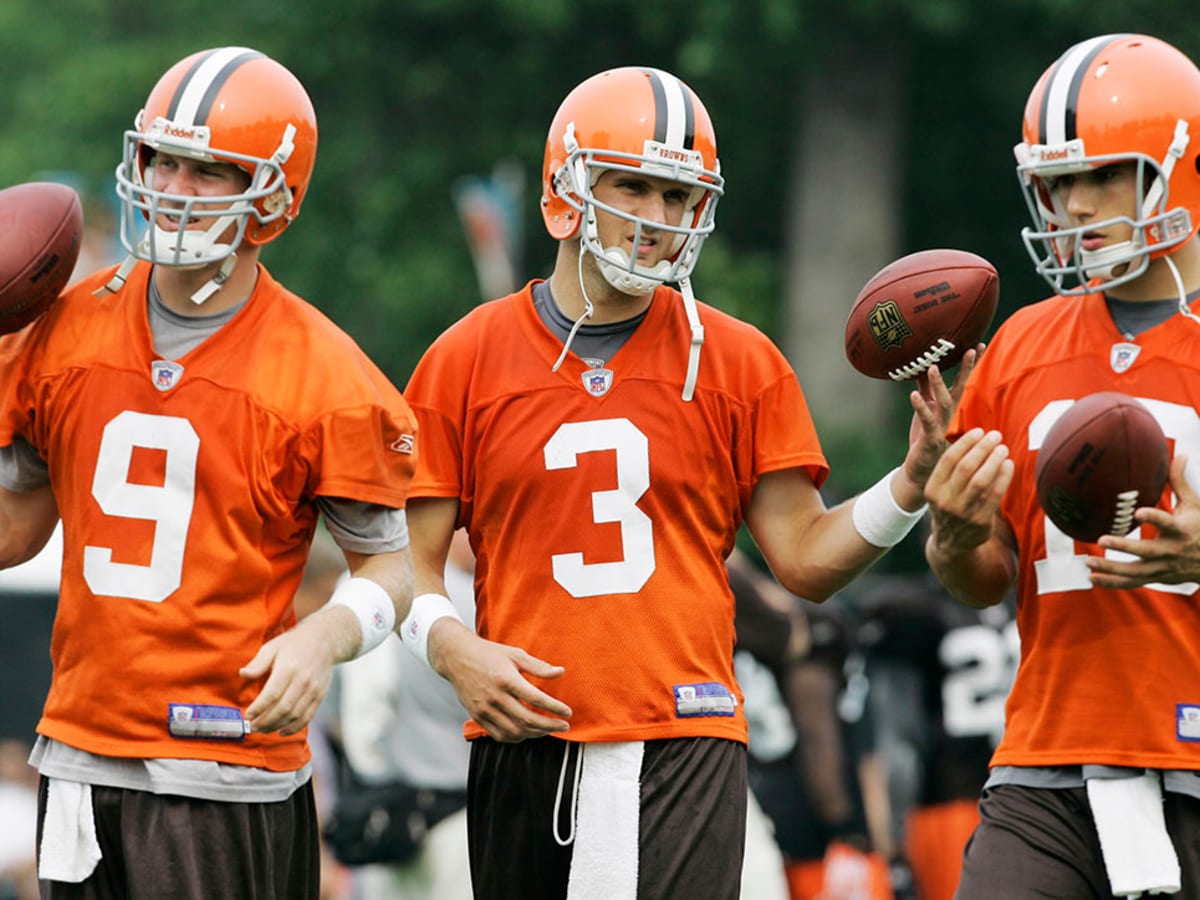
1030;139;1085;167
146;117;211;147
163;124;201;140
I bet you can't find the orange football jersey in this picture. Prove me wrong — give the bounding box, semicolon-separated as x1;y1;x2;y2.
950;290;1200;769
0;262;416;771
405;282;827;744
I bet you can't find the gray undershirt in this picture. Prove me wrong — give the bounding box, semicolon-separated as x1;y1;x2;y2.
532;279;646;367
1105;293;1194;340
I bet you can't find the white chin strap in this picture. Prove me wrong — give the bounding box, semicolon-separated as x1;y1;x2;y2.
595;245;672;296
138;220;239;305
1079;238;1147;283
188;253;238;305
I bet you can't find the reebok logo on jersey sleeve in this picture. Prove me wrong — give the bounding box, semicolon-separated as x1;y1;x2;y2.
390;433;415;454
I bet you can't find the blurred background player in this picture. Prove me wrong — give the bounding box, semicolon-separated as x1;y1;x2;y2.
0;535;60;900
294;528;359;900
329;528;475;900
853;572;1017;900
732;549;895;900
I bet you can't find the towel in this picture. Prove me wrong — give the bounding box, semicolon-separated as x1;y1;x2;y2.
38;778;102;883
566;741;644;900
1086;770;1180;897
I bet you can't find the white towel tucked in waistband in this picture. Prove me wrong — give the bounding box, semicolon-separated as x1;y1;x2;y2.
566;741;644;900
38;778;102;883
1086;770;1180;898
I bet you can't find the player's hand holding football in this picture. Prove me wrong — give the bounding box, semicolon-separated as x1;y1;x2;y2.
429;621;573;743
1088;455;1200;589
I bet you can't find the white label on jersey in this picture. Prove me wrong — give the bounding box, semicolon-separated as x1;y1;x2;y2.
581;368;614;397
168;703;249;740
150;360;184;391
673;682;737;718
1109;342;1141;373
1178;705;1200;742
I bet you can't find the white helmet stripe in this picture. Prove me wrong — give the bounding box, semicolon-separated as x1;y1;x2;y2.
1039;34;1125;145
167;46;262;126
643;67;695;149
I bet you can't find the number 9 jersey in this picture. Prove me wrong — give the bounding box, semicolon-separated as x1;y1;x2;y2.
404;282;828;744
0;261;417;771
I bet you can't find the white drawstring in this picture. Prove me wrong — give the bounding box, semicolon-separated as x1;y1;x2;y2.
551;244;596;373
553;741;584;847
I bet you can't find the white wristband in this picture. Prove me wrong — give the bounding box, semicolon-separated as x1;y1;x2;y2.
329;577;396;659
401;593;465;669
852;467;928;548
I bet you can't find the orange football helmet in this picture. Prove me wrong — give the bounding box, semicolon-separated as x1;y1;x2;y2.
541;66;723;295
1014;34;1200;295
115;47;318;269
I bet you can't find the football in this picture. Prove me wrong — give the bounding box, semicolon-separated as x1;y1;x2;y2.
0;181;84;335
1035;392;1170;544
844;248;999;381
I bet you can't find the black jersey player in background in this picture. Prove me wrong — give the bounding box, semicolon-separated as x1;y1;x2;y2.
853;572;1018;900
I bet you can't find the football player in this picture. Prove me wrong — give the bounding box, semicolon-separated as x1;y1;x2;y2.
0;48;417;898
734;555;897;900
925;33;1200;898
401;66;968;899
854;572;1017;900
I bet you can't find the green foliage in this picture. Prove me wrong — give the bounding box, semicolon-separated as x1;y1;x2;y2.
5;0;1200;455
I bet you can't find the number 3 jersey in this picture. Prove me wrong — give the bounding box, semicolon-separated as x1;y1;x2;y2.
404;282;828;744
0;262;417;771
949;290;1200;770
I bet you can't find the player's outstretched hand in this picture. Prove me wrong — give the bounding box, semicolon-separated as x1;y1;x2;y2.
240;614;342;736
1090;454;1200;588
429;621;572;743
903;345;983;489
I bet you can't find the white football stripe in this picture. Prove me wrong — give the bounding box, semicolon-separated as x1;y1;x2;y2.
649;67;687;147
173;46;257;125
1042;35;1112;145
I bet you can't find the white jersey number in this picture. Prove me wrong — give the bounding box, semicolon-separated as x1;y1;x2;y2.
84;411;199;603
1029;397;1200;596
941;621;1019;744
543;418;656;598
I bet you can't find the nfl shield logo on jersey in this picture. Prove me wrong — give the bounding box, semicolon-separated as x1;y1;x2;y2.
582;367;614;397
1110;342;1141;373
151;360;184;392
